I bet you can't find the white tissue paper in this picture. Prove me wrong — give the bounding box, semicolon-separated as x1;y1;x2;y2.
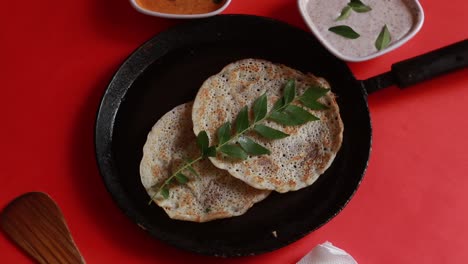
297;242;358;264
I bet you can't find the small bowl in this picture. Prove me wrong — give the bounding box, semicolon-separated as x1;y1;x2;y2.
130;0;232;19
297;0;424;62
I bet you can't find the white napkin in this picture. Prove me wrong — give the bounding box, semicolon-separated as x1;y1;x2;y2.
297;242;358;264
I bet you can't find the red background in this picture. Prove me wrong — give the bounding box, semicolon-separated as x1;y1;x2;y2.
1;0;467;263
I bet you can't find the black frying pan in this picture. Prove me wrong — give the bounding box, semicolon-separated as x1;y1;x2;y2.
94;15;468;257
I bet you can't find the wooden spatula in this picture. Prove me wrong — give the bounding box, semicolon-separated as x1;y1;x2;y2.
1;192;85;264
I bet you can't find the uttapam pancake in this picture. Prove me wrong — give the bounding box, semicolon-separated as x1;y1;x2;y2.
140;102;270;222
192;59;343;193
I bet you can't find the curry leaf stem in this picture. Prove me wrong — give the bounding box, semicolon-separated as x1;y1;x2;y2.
148;156;203;204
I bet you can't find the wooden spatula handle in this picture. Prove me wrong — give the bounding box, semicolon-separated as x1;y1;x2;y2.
1;192;85;264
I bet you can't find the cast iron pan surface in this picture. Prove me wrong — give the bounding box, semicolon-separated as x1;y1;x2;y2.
95;15;372;257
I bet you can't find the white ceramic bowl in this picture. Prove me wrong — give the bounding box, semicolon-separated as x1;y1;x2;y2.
130;0;232;19
297;0;424;62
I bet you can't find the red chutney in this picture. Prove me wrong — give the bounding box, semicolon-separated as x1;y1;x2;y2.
136;0;226;15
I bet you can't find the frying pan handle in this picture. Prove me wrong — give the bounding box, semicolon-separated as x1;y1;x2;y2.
392;39;468;88
363;39;468;94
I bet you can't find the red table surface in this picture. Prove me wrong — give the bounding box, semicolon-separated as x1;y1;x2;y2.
1;0;467;263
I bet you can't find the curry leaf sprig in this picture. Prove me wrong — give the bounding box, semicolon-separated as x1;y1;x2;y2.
149;80;330;203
